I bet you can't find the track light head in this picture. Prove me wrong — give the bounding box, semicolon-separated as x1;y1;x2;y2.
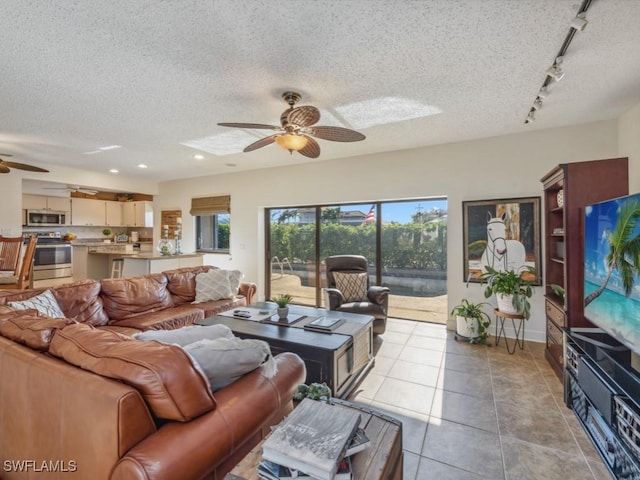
538;86;549;99
533;97;543;110
571;12;588;31
546;57;565;82
525;110;536;124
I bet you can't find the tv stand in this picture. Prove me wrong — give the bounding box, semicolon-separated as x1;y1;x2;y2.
565;328;640;478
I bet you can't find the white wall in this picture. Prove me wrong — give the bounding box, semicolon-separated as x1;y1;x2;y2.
619;101;640;192
159;119;623;342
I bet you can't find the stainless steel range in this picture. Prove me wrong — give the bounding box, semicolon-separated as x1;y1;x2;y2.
24;232;73;281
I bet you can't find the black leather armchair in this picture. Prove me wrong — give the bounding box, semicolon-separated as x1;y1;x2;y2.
324;255;389;335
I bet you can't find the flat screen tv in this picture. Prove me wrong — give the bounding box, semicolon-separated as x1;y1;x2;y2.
584;192;640;355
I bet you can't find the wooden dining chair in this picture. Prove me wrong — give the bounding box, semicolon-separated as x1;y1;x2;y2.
0;236;23;274
0;235;37;290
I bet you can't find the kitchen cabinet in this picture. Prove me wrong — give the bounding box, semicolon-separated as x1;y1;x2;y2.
71;198;107;226
71;199;127;227
105;201;123;227
122;201;153;227
22;194;71;212
122;253;203;277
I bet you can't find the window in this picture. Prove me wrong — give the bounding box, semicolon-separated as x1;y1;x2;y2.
191;195;231;253
196;214;230;252
266;198;448;321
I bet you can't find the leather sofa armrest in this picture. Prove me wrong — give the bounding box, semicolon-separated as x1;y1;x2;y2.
110;352;305;480
239;282;257;305
367;286;390;307
324;287;345;310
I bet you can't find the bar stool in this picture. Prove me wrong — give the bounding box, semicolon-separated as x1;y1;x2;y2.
494;308;525;354
110;258;124;278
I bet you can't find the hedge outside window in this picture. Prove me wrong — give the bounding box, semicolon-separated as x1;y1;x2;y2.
192;196;230;253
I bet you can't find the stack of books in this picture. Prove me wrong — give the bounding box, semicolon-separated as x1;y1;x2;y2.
258;399;370;480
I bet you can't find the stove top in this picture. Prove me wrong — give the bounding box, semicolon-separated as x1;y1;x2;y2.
23;231;69;244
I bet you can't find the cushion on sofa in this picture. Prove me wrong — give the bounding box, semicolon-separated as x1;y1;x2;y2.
49;323;216;421
53;279;110;326
109;304;205;330
101;273;174;321
194;269;242;302
0;312;75;351
8;290;66;318
333;272;368;302
183;337;277;391
133;324;234;345
164;265;214;305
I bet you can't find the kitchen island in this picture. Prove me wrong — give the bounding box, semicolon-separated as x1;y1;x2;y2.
122;253;204;277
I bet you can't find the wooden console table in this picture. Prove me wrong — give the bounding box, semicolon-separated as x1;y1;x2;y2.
224;399;403;480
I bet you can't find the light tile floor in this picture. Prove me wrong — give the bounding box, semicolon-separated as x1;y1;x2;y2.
347;318;612;480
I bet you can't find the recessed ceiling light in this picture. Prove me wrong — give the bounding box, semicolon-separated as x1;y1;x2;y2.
109;169;119;173
193;154;204;160
137;164;148;168
99;145;122;151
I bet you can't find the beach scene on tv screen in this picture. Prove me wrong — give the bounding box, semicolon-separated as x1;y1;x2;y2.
584;193;640;354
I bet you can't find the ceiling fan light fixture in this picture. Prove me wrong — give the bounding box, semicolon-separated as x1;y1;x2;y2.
275;134;309;152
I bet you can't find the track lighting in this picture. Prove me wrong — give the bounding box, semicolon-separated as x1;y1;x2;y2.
546;57;565;82
571;12;588;31
525;111;536;123
525;0;591;124
532;97;543;110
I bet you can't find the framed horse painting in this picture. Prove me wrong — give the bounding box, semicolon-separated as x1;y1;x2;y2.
463;196;541;284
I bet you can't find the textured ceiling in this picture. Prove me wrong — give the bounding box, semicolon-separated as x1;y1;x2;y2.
2;0;640;184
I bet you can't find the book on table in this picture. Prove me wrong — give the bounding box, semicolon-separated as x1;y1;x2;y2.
302;316;345;332
345;427;370;457
261;398;360;480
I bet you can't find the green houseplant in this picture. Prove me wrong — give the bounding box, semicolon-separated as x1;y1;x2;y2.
272;293;293;319
102;228;112;243
481;266;536;319
451;299;491;344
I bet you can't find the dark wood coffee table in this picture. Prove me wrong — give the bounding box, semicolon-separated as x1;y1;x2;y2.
224;399;403;480
196;303;374;399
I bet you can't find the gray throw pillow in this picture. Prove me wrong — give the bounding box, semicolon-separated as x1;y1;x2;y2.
133;324;234;346
183;337;277;391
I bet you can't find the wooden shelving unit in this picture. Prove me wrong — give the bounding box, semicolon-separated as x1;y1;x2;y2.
541;158;629;379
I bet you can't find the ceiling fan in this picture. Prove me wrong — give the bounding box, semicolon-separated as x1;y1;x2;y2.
218;91;365;158
44;184;98;195
0;153;50;174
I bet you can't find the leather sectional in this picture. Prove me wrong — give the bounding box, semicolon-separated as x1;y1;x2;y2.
0;266;306;479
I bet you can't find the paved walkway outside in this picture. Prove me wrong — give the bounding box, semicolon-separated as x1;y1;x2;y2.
271;273;448;324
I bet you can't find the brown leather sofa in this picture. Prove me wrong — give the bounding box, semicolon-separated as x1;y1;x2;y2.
0;266;307;479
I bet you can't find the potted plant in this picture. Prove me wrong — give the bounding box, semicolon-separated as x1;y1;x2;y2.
273;293;293;319
451;299;492;344
481;266;536;319
292;382;332;404
102;228;112;243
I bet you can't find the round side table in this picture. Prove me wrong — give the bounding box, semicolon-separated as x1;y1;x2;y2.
494;308;525;354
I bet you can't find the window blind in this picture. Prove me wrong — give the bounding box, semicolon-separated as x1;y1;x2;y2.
189;195;230;216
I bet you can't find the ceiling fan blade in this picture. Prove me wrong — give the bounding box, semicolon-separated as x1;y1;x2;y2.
286;106;320;128
244;134;278;153
308;126;366;142
298;137;320;159
0;165;10;174
2;161;50;173
0;153;14;157
218;122;280;130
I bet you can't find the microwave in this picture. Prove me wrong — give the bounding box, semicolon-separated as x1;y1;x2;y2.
26;209;67;226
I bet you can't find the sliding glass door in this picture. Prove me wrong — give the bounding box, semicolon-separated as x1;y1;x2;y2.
266;198;447;322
